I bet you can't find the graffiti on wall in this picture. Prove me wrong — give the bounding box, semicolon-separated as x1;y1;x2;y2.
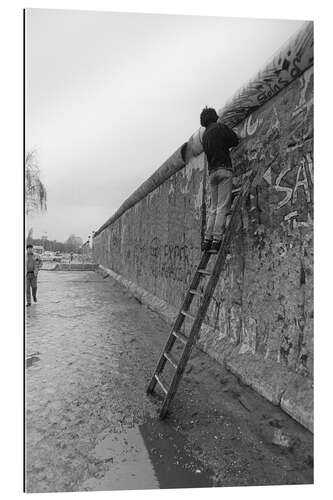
238;150;313;231
148;237;195;284
131;242;144;277
109;225;121;249
130;237;196;285
287;70;313;150
218;22;313;129
275;152;312;205
230;65;313;232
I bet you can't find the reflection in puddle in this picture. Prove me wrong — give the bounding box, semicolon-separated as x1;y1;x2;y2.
82;418;213;491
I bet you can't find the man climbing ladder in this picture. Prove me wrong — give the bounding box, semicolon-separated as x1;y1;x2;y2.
147;163;267;419
147;108;254;418
200;107;239;252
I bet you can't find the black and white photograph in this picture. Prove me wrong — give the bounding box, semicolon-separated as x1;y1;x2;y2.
23;6;314;494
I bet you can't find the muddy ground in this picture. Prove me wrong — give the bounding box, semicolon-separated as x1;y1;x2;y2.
25;270;313;492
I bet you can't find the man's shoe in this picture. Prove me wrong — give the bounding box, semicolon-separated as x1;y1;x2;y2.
210;239;222;253
33;297;37;303
201;238;212;251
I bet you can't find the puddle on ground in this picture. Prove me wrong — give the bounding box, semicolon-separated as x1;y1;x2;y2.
26;353;40;368
81;417;213;491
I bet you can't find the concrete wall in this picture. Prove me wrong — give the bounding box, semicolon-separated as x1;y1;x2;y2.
93;23;313;431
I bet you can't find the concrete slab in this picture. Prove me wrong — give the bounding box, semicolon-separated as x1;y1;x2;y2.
281;376;313;433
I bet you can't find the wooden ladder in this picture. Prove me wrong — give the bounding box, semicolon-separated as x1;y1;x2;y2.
147;165;265;419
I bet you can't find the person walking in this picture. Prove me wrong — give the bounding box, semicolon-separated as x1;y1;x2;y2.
200;107;239;253
26;244;40;306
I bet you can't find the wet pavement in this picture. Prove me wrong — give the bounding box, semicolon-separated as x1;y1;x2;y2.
81;418;213;491
25;270;313;492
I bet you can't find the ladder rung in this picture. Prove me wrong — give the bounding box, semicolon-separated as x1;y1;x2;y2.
172;330;188;345
198;269;211;276
163;352;178;369
181;310;196;321
154;374;168;394
189;289;203;298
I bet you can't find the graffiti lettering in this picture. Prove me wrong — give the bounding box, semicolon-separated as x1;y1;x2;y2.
290;56;302;78
306;152;313;184
149;237;161;279
275;163;293;209
246;115;259;136
293;162;311;204
274;153;313;213
133;242;147;277
284;210;298;221
147;237;194;284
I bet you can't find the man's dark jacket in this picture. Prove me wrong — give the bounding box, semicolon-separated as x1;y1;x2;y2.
202;122;239;174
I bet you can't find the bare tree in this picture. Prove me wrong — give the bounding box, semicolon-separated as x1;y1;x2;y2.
26;227;34;244
25;149;47;215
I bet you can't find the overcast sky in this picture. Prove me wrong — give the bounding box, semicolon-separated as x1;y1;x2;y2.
25;9;304;242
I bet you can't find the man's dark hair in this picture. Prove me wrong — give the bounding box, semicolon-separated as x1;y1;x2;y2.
26;244;33;249
200;107;219;127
